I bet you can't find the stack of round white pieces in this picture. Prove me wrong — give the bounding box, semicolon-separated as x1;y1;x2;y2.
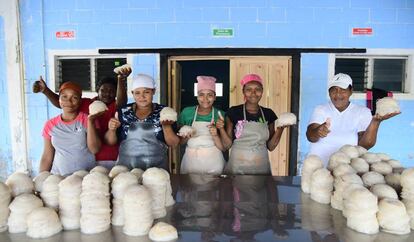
40;175;63;210
385;173;402;191
5;172;34;197
113;63;131;75
377;198;410;235
26;207;62;238
111;172;138;226
355;145;368;156
310;168;333;204
59;174;82;230
275;112;296;127
370;184;398;200
387;159;403;170
130;168;144;183
89;100;108;115
344;188;379;234
328;151;351;171
90;166;109;175
331;173;363;211
340;183;365;218
362;171;385;187
160;169;175;207
142;168;170;218
350;157;369;174
301;193;333;231
148;222;178;241
371;161;393;175
332;163;356;178
300;155;323;194
33;171;50;193
160;107;177;122
339;145;360;159
375;97;400;116
73;170;89;178
7;194;43;233
0;182;11;232
361;152;381;165
178;125;196;137
376;153;391;161
123;185;153;236
80;172;111;234
400;168;414;229
108;165;129;180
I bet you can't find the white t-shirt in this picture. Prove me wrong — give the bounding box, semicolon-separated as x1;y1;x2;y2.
308;102;372;166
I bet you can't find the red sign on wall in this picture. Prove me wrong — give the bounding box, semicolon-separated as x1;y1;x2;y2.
352;28;373;35
56;31;75;39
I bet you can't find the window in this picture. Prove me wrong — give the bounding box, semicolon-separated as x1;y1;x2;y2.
334;56;408;93
55;56;127;92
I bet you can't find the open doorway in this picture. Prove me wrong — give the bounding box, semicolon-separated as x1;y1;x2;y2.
168;56;293;176
178;60;230;112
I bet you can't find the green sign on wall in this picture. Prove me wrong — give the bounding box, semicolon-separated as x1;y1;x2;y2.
212;28;234;37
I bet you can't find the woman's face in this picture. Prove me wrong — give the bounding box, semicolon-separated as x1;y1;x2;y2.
329;86;352;112
243;81;263;104
59;88;81;113
132;87;154;108
197;89;216;109
97;83;116;105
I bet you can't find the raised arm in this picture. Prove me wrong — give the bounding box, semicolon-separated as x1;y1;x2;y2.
208;124;225;151
33;76;60;108
267;122;285;151
115;68;131;108
306;118;331;143
358;111;400;149
105;115;121;145
39;138;55;173
161;121;180;147
87;113;103;154
217;116;233;150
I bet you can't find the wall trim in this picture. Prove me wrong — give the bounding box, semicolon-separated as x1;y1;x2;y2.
0;0;29;172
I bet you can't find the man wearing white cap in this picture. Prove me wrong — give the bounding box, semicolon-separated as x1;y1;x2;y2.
105;74;180;170
306;73;399;166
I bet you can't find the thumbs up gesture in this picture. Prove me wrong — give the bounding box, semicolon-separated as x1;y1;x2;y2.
108;112;121;131
317;118;331;138
33;76;47;93
215;111;225;130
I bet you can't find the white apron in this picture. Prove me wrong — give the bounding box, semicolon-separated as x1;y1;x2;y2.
225;105;270;175
180;107;225;175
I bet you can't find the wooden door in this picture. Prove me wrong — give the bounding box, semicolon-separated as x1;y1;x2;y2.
168;60;182;173
230;57;292;176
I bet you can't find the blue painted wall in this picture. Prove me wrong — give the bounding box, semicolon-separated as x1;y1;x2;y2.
15;0;414;174
0;17;12;180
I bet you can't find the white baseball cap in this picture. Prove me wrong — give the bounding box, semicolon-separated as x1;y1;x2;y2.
328;73;353;90
131;74;156;90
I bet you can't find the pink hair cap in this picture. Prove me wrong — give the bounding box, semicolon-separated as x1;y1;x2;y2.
197;76;216;92
240;74;263;86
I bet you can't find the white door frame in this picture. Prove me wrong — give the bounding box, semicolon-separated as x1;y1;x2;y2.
0;0;29;172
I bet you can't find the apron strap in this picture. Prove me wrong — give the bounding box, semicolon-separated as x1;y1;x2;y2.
243;104;267;122
192;106;215;126
191;106;198;126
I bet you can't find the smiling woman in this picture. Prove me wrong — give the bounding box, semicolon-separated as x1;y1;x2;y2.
39;82;102;176
219;74;293;175
104;73;180;171
177;75;226;175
